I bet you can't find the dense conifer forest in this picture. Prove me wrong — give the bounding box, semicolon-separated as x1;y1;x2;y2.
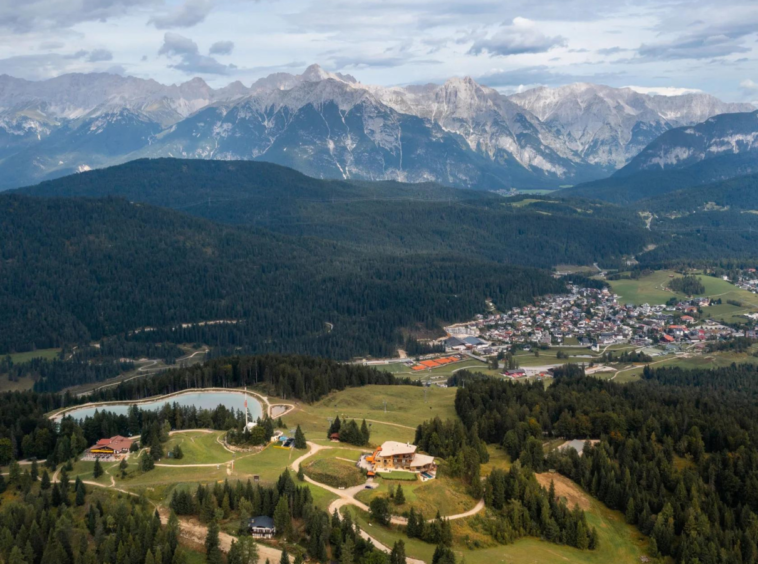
0;194;567;361
451;364;758;563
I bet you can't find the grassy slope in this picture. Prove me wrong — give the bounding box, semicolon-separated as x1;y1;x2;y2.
0;348;62;392
59;385;652;563
611;270;758;309
162;431;232;465
284;385;458;446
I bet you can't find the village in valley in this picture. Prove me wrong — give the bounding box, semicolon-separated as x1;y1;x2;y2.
377;270;758;383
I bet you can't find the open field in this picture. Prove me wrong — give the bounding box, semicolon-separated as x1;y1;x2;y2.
282;384;457;445
0;374;35;392
357;474;476;517
163;431;232;465
345;488;648;564
611;270;758;322
375;358;495;380
303;457;365;488
6;348;61;364
377;470;417;481
0;348;62;392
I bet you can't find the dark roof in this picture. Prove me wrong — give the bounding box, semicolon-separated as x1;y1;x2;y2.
249;516;275;529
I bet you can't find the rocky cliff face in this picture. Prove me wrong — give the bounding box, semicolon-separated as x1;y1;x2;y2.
508;83;753;169
0;66;752;190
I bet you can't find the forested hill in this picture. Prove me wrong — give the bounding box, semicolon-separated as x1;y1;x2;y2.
561;152;758;204
17;158;651;266
0;194;566;356
635;172;758;214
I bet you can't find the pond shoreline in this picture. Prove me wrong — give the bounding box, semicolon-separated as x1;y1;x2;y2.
49;387;266;421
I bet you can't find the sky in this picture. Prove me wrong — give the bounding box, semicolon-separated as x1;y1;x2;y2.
0;0;756;103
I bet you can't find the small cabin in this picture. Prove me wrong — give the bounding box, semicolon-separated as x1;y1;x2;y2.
249;516;276;539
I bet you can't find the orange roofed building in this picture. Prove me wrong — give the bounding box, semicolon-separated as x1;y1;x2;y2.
89;435;134;457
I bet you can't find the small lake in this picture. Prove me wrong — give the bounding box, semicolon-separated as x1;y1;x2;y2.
53;390;264;422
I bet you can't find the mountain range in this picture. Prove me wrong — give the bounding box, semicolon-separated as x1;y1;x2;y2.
0;65;752;190
564;110;758;203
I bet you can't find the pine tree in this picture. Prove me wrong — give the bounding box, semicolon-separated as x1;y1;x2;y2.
360;420;370;445
30;459;38;481
273;496;292;539
8;546;26;564
40;470;50;490
576;521;589;550
280;549;290;564
406;509;418;538
395;484;405;505
294;426;307;450
297;465;305;482
625;498;636;524
93;459;103;478
341;536;354;564
119;457;128;477
75;477;86;506
205;520;223;564
390;540;407;564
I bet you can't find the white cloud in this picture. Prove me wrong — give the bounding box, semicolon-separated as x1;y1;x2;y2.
624;85;704;96
741;79;758;91
469;17;567;57
149;0;214;29
158;32;236;75
209;40;234;56
87;49;114;63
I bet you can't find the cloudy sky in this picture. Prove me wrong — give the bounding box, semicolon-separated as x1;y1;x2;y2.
0;0;757;102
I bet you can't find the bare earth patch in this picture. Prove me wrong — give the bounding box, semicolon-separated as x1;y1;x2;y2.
535;472;591;511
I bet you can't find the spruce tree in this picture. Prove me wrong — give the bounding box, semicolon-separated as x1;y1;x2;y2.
30;459;38;481
294;426;307;450
274;496;292;539
395;484;406;505
40;470;50;490
205;520;223;564
75;477;86;506
93;459;103;478
390;540;407;564
360;420;370;445
341;536;354;564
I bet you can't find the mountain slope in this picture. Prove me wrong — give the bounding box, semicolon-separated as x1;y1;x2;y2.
509;83;753;169
563;111;758;203
0;68;750;191
617;110;758;176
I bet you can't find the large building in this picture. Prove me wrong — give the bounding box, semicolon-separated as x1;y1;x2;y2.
88;436;134;458
368;441;436;474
